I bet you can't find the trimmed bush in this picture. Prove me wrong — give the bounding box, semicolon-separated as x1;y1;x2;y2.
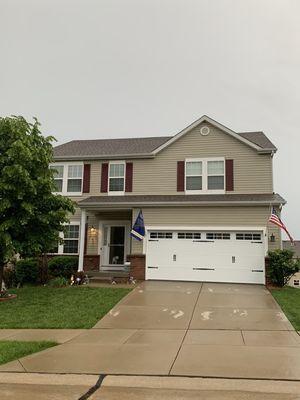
267;249;300;287
48;256;78;279
15;259;39;285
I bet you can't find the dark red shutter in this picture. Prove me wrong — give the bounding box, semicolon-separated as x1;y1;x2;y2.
225;159;234;191
101;163;109;193
125;162;133;192
82;164;91;193
177;161;185;192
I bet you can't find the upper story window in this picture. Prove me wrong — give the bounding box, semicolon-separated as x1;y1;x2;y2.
185;158;225;194
108;162;125;194
50;162;83;196
67;165;83;193
51;165;64;192
186;161;202;190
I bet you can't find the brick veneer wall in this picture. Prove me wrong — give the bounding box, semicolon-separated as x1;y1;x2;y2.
128;254;146;280
265;256;271;286
83;255;100;271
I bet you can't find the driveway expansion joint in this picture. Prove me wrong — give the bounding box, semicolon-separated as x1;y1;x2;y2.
168;282;203;374
78;374;106;400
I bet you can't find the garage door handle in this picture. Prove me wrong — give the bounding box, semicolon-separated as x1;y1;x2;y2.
147;266;158;269
252;269;263;272
193;240;214;243
251;241;263;244
193;267;215;271
149;239;159;242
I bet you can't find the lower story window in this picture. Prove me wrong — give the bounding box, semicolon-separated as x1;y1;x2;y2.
63;225;80;253
49;224;80;254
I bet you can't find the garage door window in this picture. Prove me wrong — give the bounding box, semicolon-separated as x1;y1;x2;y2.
178;232;201;239
236;233;261;241
150;232;173;239
206;232;231;240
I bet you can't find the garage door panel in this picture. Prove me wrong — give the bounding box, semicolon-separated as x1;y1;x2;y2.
146;266;264;284
146;229;265;284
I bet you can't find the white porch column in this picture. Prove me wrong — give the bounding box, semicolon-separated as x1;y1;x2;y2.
78;209;87;272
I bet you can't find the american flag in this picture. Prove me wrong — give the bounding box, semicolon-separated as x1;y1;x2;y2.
269;207;294;243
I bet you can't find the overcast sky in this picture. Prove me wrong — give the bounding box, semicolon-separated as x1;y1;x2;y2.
0;0;299;238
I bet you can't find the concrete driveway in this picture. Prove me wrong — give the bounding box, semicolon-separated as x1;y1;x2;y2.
2;281;300;380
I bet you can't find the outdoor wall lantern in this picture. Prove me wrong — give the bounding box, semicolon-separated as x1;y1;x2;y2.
270;233;275;242
89;226;97;236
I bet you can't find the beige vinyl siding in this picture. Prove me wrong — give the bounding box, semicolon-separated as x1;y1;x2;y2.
131;206;278;254
267;223;282;251
59;122;273;199
132;123;273;195
86;213;99;255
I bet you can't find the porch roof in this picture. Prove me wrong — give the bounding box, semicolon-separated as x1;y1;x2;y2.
78;193;286;208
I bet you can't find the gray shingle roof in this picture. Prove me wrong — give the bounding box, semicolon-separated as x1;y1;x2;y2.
53;131;276;159
238;132;277;150
79;193;285;207
283;241;300;257
53;136;171;159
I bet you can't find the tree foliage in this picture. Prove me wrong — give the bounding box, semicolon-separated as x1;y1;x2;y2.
0;116;75;287
267;249;300;287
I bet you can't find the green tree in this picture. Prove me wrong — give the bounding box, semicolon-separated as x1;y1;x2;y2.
268;249;300;287
0;116;75;289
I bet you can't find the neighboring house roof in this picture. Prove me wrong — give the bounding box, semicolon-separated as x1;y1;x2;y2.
53;115;277;160
78;193;285;208
283;241;300;257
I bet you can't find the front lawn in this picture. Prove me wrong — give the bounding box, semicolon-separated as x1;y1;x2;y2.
0;341;56;365
271;287;300;330
0;286;131;329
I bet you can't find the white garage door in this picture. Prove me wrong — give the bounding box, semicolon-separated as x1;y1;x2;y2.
146;230;265;284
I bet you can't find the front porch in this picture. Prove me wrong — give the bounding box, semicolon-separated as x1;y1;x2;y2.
78;208;135;273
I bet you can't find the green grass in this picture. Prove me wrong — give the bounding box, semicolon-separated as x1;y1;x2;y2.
0;286;131;329
271;287;300;330
0;341;57;365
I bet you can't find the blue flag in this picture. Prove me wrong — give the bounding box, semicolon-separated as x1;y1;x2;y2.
131;210;145;241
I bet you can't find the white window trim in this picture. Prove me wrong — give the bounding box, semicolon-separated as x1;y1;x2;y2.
108;161;126;196
185;157;225;194
50;222;81;255
50;162;83;196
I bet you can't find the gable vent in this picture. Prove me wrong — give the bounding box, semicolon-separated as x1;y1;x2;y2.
200;126;210;136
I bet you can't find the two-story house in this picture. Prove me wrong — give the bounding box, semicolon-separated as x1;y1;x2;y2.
52;115;285;284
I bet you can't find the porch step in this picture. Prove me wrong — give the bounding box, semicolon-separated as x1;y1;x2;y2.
85;270;130;278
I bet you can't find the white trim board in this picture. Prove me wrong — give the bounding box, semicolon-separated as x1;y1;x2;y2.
152;115;275;155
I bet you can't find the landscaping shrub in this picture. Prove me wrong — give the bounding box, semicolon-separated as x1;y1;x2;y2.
3;265;17;288
48;256;78;279
48;277;69;288
267;249;300;287
15;259;39;285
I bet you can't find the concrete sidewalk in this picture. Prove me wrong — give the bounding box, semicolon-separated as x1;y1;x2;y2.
1;281;300;380
0;329;87;343
1;373;300;399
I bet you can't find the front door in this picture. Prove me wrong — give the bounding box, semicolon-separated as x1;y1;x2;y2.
102;224;127;267
108;226;125;265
